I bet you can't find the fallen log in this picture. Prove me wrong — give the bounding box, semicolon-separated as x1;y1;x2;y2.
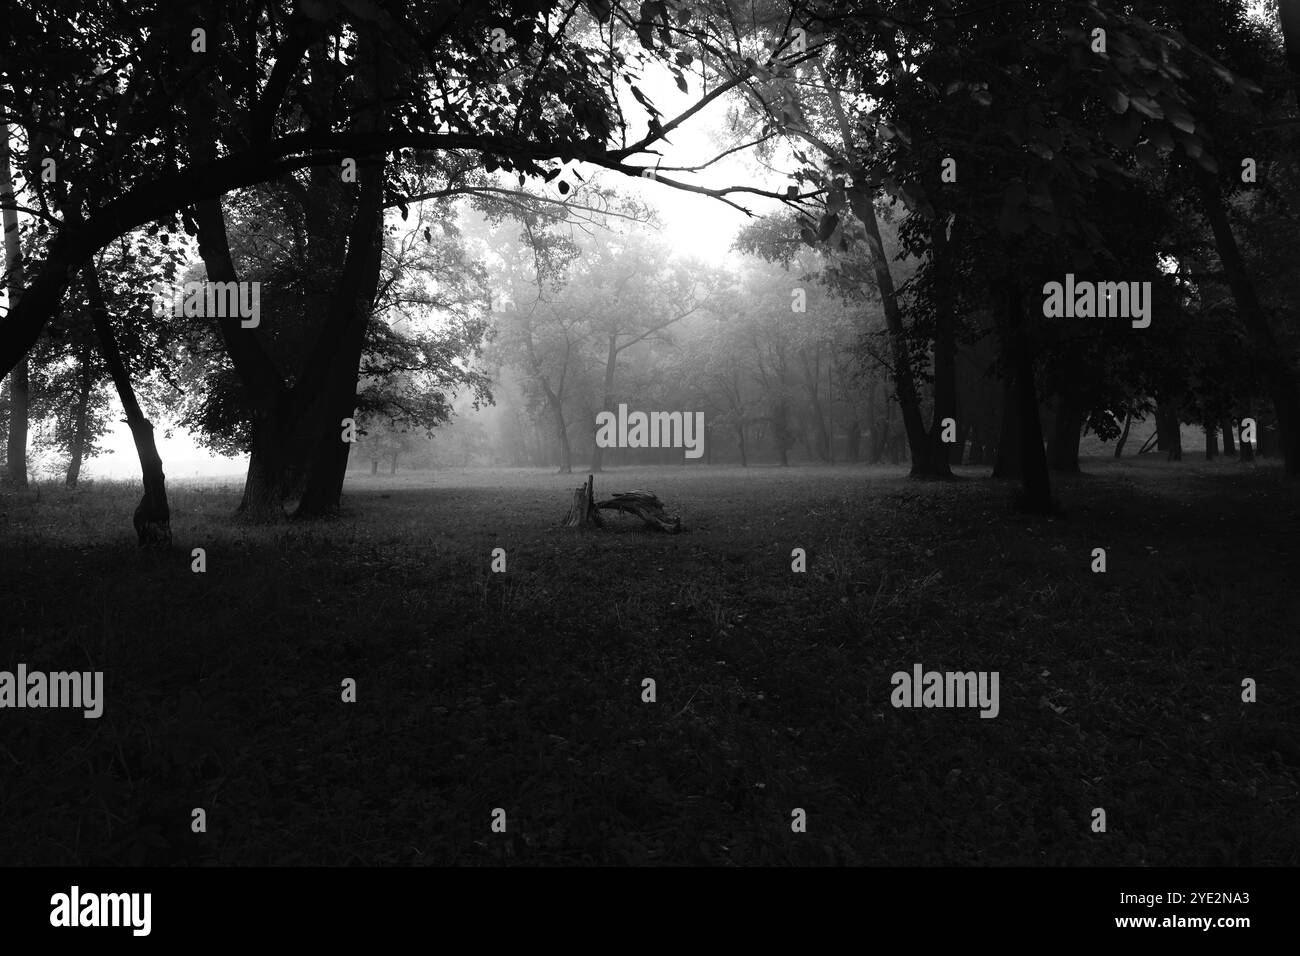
560;475;681;533
596;489;681;533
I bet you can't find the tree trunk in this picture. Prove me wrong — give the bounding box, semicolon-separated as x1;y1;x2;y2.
845;418;861;463
552;395;572;474
389;450;398;475
371;457;379;475
772;401;791;466
847;187;931;473
1221;417;1236;456
1204;423;1218;460
735;423;748;467
1198;171;1300;475
1156;399;1183;461
294;32;388;518
64;340;94;487
996;275;1051;511
992;373;1021;479
590;334;618;473
2;129;27;488
1047;353;1084;473
1113;410;1133;458
921;218;958;478
86;262;170;545
800;349;831;462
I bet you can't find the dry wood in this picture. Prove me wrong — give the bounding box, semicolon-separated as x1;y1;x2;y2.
560;475;682;533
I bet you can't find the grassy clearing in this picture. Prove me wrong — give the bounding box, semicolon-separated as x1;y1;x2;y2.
1;459;1297;865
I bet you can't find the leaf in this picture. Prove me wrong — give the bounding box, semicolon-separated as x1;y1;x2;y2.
1166;107;1194;134
1130;96;1165;120
1103;87;1129;113
971;89;993;106
817;212;839;241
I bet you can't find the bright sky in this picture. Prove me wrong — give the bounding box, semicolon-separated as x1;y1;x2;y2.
13;54;782;480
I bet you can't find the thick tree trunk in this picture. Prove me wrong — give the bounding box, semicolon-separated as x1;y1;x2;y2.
1204;423;1218;460
192;193;302;519
86;263;170;544
1156;399;1183;461
294;33;388;518
992;374;1021;479
1221;417;1236;456
995;275;1051;511
1047;354;1084;473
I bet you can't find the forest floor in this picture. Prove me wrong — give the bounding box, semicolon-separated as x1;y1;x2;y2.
1;457;1297;865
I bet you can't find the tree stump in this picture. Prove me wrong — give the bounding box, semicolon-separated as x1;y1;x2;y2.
562;475;602;528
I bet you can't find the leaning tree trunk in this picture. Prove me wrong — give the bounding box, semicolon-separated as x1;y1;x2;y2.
1113;410;1133;458
86;262;170;545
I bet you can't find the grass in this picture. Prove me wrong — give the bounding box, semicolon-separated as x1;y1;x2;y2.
1;458;1297;865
